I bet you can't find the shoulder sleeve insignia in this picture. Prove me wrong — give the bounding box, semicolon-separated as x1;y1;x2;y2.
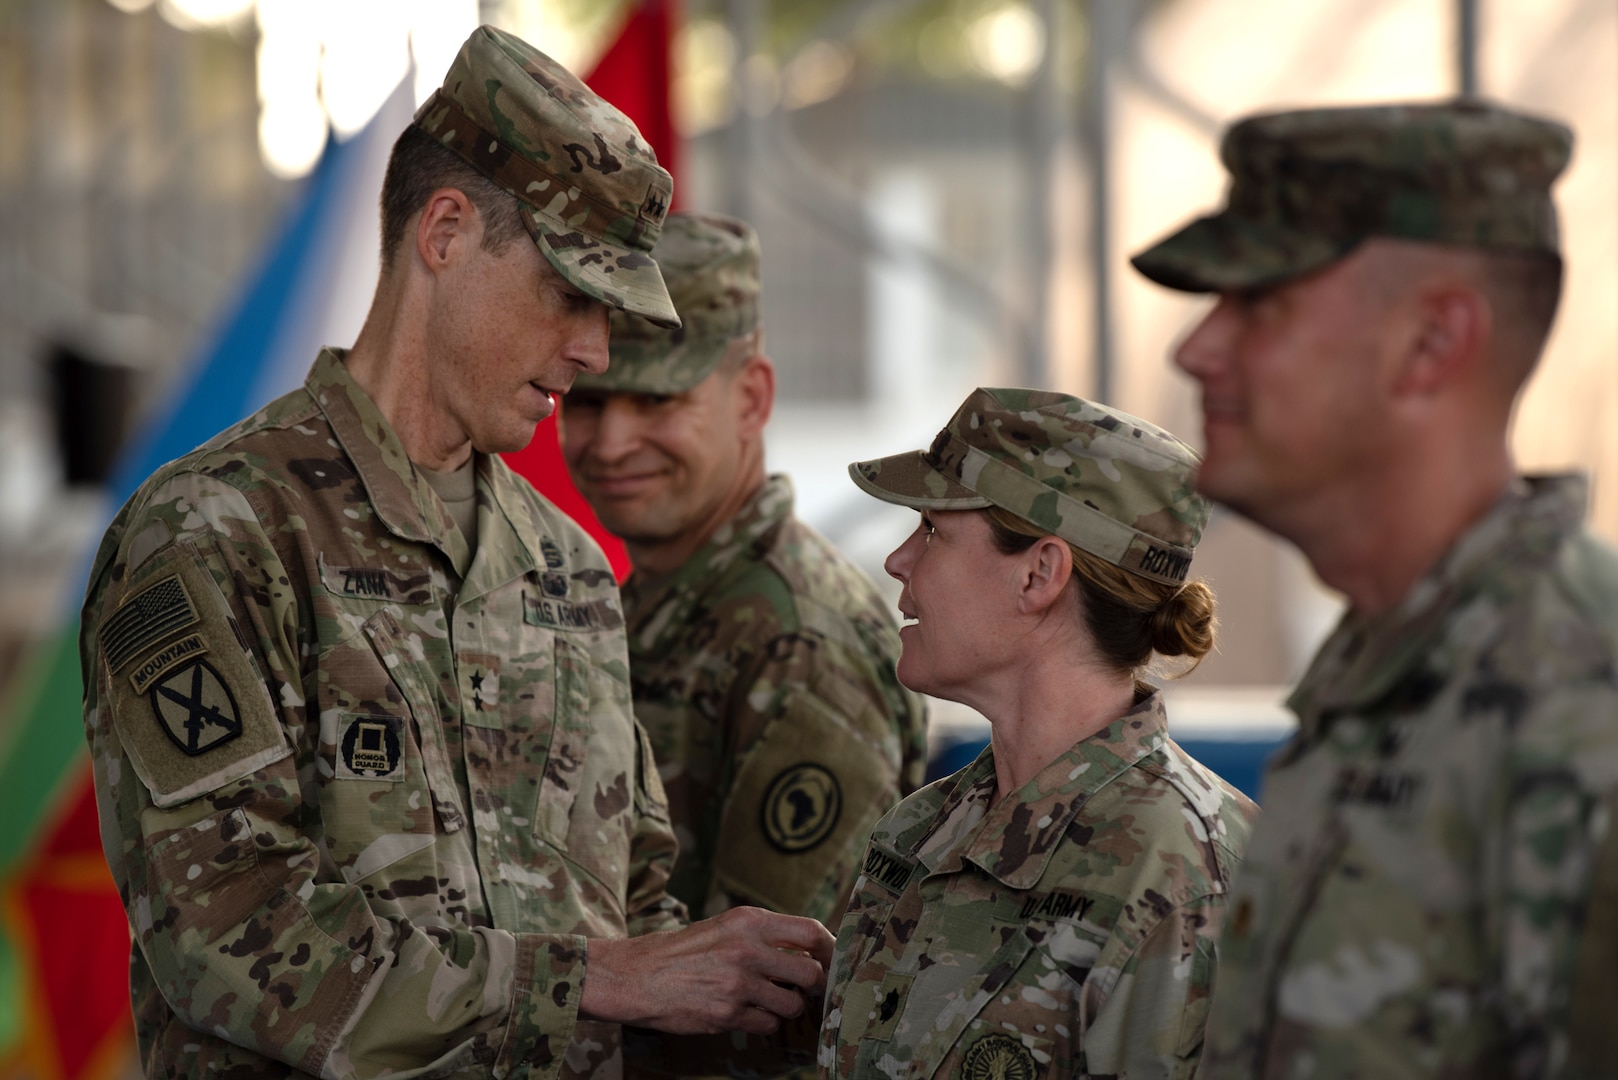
150;659;241;756
99;538;291;807
762;764;842;854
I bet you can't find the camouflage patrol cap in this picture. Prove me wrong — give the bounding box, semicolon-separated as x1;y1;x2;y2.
414;26;679;327
575;212;761;394
850;388;1209;586
1131;99;1573;293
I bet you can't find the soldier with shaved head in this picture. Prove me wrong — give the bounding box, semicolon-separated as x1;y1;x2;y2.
79;26;831;1080
1134;100;1618;1077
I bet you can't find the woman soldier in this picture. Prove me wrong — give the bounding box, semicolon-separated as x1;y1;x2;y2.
819;388;1258;1080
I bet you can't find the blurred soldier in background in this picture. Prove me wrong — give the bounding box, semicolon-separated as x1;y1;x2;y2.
561;212;928;947
1134;100;1618;1077
79;27;830;1079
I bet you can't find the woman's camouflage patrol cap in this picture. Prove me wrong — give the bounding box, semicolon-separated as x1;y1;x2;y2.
574;212;761;395
850;388;1210;586
414;26;679;327
1132;99;1572;293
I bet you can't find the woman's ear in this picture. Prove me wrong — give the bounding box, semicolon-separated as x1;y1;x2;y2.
1017;536;1073;616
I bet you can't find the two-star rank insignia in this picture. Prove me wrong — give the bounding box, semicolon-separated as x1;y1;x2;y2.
150;659;242;756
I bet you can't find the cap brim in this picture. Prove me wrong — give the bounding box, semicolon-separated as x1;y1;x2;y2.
572;337;725;395
528;210;681;329
848;452;992;510
1130;212;1361;293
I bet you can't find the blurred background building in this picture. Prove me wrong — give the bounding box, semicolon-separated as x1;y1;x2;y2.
0;0;1612;1075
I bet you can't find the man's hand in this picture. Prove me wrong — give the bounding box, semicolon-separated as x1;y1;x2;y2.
580;906;834;1035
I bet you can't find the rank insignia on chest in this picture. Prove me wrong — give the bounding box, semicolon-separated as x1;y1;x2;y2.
761;763;842;854
540;538;566;569
150;659;242;756
339;714;404;781
962;1032;1039;1080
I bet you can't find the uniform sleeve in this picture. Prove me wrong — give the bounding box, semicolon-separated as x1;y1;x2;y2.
1494;684;1618;1080
1078;894;1228;1080
625;720;689;936
80;473;585;1079
705;638;920;926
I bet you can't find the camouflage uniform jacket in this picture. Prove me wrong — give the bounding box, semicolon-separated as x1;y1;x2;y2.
819;691;1258;1079
79;349;684;1080
1201;475;1618;1080
620;475;927;925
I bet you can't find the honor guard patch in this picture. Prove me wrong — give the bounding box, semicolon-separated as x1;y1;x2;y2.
150;660;242;757
761;763;842;854
962;1033;1038;1080
541;571;570;598
338;714;404;781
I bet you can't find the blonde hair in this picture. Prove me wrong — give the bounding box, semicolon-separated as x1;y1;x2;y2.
984;505;1216;677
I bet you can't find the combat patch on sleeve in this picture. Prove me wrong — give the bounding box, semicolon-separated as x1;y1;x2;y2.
103;540;291;808
712;687;897;916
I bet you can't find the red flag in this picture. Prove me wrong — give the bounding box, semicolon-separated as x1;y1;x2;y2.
503;0;681;582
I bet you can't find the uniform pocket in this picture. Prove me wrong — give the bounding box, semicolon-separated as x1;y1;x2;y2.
357;609;466;833
532;635;592;850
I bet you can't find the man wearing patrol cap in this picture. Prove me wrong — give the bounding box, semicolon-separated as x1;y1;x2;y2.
1133;100;1618;1076
79;26;830;1080
560;212;927;952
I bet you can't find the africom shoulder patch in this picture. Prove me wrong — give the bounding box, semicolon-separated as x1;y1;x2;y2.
712;686;897;913
102;540;290;808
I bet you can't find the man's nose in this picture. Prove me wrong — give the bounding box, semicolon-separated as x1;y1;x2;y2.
1173;297;1234;380
572;304;610;376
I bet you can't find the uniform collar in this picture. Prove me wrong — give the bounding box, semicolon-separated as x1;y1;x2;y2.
917;691;1173;891
307;349;542;589
1289;474;1588;731
622;473;794;645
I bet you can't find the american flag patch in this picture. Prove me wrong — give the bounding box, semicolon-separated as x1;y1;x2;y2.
103;575;199;672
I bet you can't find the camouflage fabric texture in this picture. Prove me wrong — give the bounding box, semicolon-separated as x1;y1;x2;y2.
1200;476;1618;1079
619;475;928;925
849;387;1210;586
1131;99;1571;293
574;211;761;396
415;25;677;326
79;349;685;1079
819;691;1258;1079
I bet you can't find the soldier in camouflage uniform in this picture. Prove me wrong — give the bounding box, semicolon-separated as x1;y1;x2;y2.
818;388;1259;1079
79;26;830;1080
561;211;927;938
1133;101;1618;1077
